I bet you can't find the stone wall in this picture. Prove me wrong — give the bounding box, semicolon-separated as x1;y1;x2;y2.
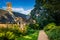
0;24;17;28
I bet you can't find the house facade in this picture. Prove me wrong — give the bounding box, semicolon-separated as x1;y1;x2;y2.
0;2;30;28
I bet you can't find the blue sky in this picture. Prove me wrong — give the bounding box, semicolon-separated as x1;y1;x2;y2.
0;0;35;10
0;0;35;15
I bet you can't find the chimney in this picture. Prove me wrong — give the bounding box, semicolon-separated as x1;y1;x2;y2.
6;2;12;11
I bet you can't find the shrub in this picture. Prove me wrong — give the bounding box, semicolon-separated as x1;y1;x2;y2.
44;23;56;31
0;24;29;40
19;25;29;35
0;27;18;40
44;23;60;40
0;31;16;40
29;23;39;30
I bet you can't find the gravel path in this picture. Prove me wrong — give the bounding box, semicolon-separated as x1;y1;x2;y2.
38;30;49;40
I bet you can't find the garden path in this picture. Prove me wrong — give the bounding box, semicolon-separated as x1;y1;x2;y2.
38;30;49;40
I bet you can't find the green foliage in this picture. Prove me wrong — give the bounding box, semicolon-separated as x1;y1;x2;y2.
42;0;60;25
30;0;54;28
30;0;60;27
6;31;15;39
0;31;15;40
29;23;39;30
0;27;18;40
44;23;56;31
44;23;60;40
0;24;29;40
16;29;39;40
19;25;29;35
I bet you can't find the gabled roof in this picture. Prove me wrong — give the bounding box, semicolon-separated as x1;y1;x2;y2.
0;9;30;23
12;12;28;19
0;9;8;14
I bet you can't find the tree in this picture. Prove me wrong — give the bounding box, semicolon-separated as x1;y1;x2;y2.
30;0;51;28
43;0;60;25
30;0;60;26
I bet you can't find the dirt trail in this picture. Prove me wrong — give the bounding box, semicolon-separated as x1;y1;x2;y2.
38;30;49;40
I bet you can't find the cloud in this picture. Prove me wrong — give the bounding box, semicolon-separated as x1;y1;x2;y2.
12;8;32;15
2;7;32;15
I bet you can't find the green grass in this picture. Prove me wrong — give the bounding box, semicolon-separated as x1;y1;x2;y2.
15;29;39;40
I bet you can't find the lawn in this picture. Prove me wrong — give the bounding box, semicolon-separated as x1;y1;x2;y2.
16;29;39;40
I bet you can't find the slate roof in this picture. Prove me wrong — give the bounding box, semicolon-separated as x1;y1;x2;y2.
0;9;30;23
12;12;28;19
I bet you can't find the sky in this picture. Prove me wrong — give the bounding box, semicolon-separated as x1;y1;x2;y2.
0;0;35;15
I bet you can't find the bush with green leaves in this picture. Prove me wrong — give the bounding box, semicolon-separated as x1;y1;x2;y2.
44;23;60;40
19;25;29;35
0;24;29;40
0;31;15;40
29;23;39;30
44;23;56;31
0;27;19;40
